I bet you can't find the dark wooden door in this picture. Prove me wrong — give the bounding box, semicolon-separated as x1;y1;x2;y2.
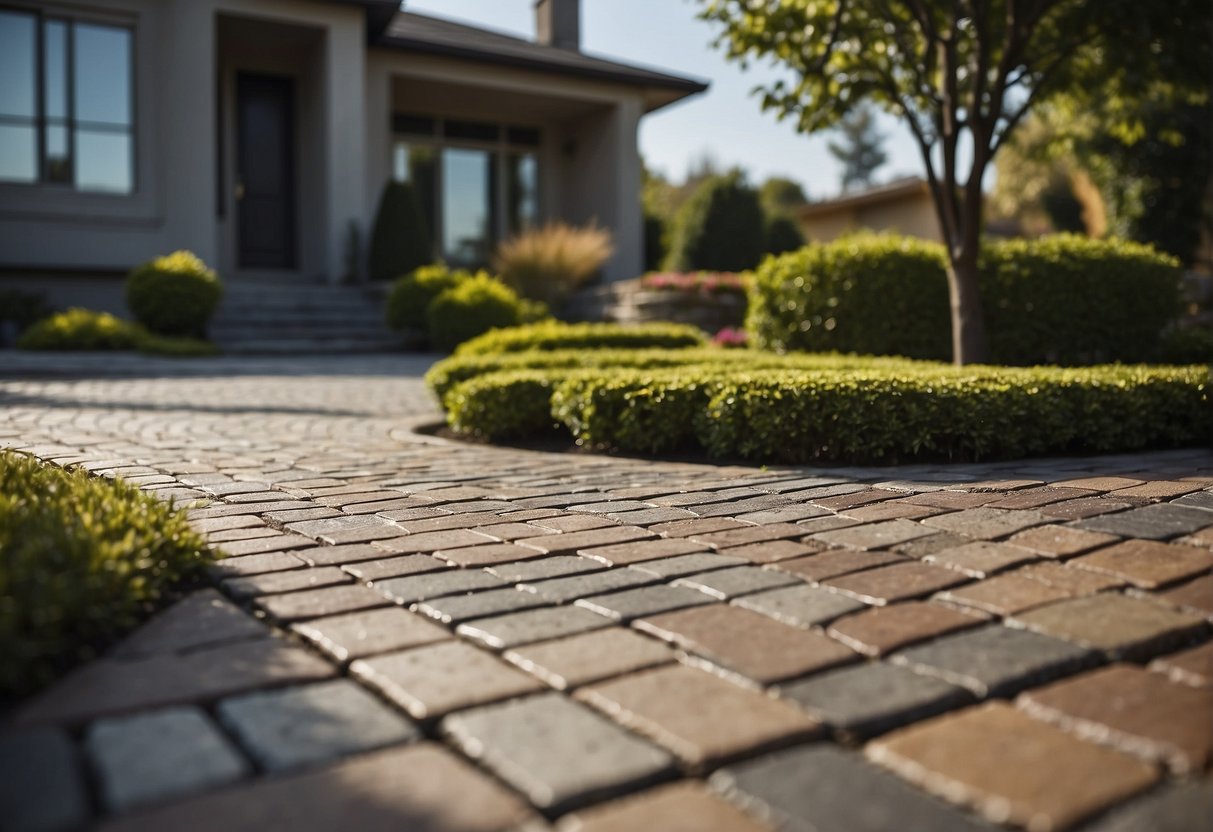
236;73;296;269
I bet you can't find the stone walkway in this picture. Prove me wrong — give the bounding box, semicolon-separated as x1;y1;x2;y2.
1;353;1210;832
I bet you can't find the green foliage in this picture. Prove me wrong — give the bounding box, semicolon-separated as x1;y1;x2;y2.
452;321;708;357
665;174;766;272
746;234;952;360
17;308;217;356
764;215;805;257
552;372;715;455
981;235;1182;364
759;177;808;216
445;371;564;440
826;105;888;192
1158;326;1213;366
125;251;222;337
493;222;613;307
386;265;470;332
425;274;544;353
0;451;211;697
368;181;432;282
643;211;666;272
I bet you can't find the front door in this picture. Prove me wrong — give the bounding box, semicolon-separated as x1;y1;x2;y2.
236;73;296;269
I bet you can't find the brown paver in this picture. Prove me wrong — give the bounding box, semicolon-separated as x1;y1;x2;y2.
811;489;897;510
1014;561;1126;594
839;502;942;522
901;490;999;510
1018;664;1213;773
292;607;450;663
98;743;538;832
560;781;773;832
373;529;498;553
649;517;749;537
937;573;1077;616
1007;525;1119;558
826;602;987;656
1152;573;1213;617
824;562;970;605
923;541;1038;577
579;538;710;565
723;539;821;564
217;534;323;556
636;605;856;684
515;526;655;555
339;555;448;581
577;664;820;769
922;507;1050;540
255;584;392;623
1055;476;1145;492
773;549;904;582
1069;540;1213;589
1149;641;1213;687
292;543;391;566
208;551;308;578
1109;481;1202;500
503;628;674;689
690;523;810;549
984;487;1097;510
812;519;937;550
432;543;547;567
1011;593;1209;660
867;702;1158;831
351;641;542;720
1040;497;1134;520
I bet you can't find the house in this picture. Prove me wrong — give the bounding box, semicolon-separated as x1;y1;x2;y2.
797;177;943;244
0;0;707;320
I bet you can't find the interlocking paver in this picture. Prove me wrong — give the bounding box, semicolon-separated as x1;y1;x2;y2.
443;693;675;813
1110;480;1202;500
1075;503;1213;540
1084;781;1213;832
516;526;655;555
503;628;674;689
577;664;819;769
1055;476;1144;492
714;744;996;832
561;781;774;832
813;519;938;550
291;543;389;566
936;573;1077;616
520;567;659;602
1149;640;1213;686
255;584;392;623
627;552;749;578
984;486;1096;510
636;605;856;684
85;707;249;811
824;561;970;605
922;507;1051;539
1005;524;1119;557
486;555;605;582
417;587;550;624
217;533;318;556
373;528;498;552
1069;540;1213;589
0;728;90;832
208;551;308;578
108;589;268;658
339;554;447;581
350;641;542;720
1152;573;1213;617
772;549;905;582
867;702;1158;831
720;539;822;564
689;523;808;549
1018;664;1212;772
890;623;1097;697
457;605;614;649
649;517;749;537
576;585;716;621
672;565;800;600
579;537;709;565
923;540;1038;577
217;679;418;772
1040;496;1133;520
1010;593;1208;660
1013;561;1126;593
432;542;548;567
733;583;867;628
223;566;350;600
291;607;450;663
372;569;505;604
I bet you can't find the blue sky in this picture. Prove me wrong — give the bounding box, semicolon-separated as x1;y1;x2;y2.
405;0;923;199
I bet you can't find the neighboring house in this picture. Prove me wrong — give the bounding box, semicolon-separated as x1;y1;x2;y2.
0;0;707;315
797;178;943;244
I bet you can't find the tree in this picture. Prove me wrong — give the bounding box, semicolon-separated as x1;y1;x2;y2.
759;176;810;215
368;181;432;281
826;105;888;192
698;0;1206;364
665;173;767;272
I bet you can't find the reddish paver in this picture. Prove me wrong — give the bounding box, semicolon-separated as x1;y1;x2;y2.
690;524;809;549
839;502;942;522
560;781;773;832
1055;476;1145;492
515;526;655;555
373;529;498;554
867;702;1158;831
1109;481;1202;500
722;539;822;564
351;641;542;720
1153;574;1213;617
503;628;674;690
647;517;749;538
577;664;820;769
824;562;970;605
773;549;904;582
984;487;1097;510
1149;641;1213;687
1040;497;1134;520
291;607;450;663
937;573;1077;616
1007;525;1119;558
530;515;623;533
923;541;1038;578
826;602;987;656
1014;562;1126;594
579;538;710;566
811;490;897;511
1069;540;1213;589
1011;593;1208;660
635;605;856;684
1018;664;1213;773
901;490;1000;510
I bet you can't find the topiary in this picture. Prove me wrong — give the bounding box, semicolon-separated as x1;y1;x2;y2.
665;173;767;272
764;214;806;257
425;274;534;352
368;181;432;281
386;265;470;332
125;251;222;338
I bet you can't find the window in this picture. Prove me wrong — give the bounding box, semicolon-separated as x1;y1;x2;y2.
392;114;540;268
0;9;134;193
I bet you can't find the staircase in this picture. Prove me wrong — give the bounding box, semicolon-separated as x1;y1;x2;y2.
209;283;401;354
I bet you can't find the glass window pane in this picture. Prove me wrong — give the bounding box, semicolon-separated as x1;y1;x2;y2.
44;21;69;119
76;130;132;192
45;125;71;183
0;124;37;183
0;11;36;118
442;148;492;267
507;152;538;235
74;24;132;126
392;142;410;183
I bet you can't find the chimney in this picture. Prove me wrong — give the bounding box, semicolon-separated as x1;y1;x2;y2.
535;0;580;51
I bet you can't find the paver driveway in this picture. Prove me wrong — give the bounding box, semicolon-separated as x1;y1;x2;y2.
1;353;1210;832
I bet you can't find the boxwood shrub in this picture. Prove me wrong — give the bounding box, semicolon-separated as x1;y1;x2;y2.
746;234;1183;364
386;265;471;332
0;452;211;698
445;370;566;440
17;308;218;356
426;274;548;353
125;251;223;338
454;321;708;357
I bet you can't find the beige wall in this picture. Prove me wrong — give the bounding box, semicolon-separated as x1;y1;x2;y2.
800;191;943;244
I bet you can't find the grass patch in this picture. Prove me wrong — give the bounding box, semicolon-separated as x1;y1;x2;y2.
0;451;212;699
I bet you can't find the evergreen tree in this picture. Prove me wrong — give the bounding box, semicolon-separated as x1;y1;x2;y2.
826;106;888;193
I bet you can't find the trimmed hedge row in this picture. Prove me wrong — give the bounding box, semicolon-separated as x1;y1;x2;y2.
454;321;708;357
0;452;211;697
747;233;1184;364
441;362;1210;463
17;308;218;356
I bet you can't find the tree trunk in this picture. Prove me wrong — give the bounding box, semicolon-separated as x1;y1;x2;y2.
946;233;989;365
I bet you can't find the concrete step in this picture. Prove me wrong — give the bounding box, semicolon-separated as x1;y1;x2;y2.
210;283;398;354
219;336;404;355
210;326;396;341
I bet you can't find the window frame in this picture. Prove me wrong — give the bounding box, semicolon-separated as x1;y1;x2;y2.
0;3;137;195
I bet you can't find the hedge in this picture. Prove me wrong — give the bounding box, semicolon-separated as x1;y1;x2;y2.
125;251;223;338
386;264;469;332
426;274;547;353
0;452;211;697
17;308;218;356
454;321;708;357
746;233;1183;364
440;361;1209;463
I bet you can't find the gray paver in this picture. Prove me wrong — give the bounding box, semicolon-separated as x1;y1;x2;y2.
1085;780;1213;832
457;605;614;649
443;693;675;812
520;568;660;603
672;565;800;600
0;728;90;832
255;584;392;623
575;584;716;621
373;570;506;604
1075;503;1213;540
291;606;450;662
733;584;867;628
85;707;249;812
417;587;550;624
108;589;268;658
486;555;606;582
627;552;749;578
217;679;418;772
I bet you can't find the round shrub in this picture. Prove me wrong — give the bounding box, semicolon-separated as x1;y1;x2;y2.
455;321;708;357
425;274;532;352
764;214;805;257
747;234;951;359
125;251;222;337
18;308;142;351
445;370;565;439
665;174;767;272
386;265;470;332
